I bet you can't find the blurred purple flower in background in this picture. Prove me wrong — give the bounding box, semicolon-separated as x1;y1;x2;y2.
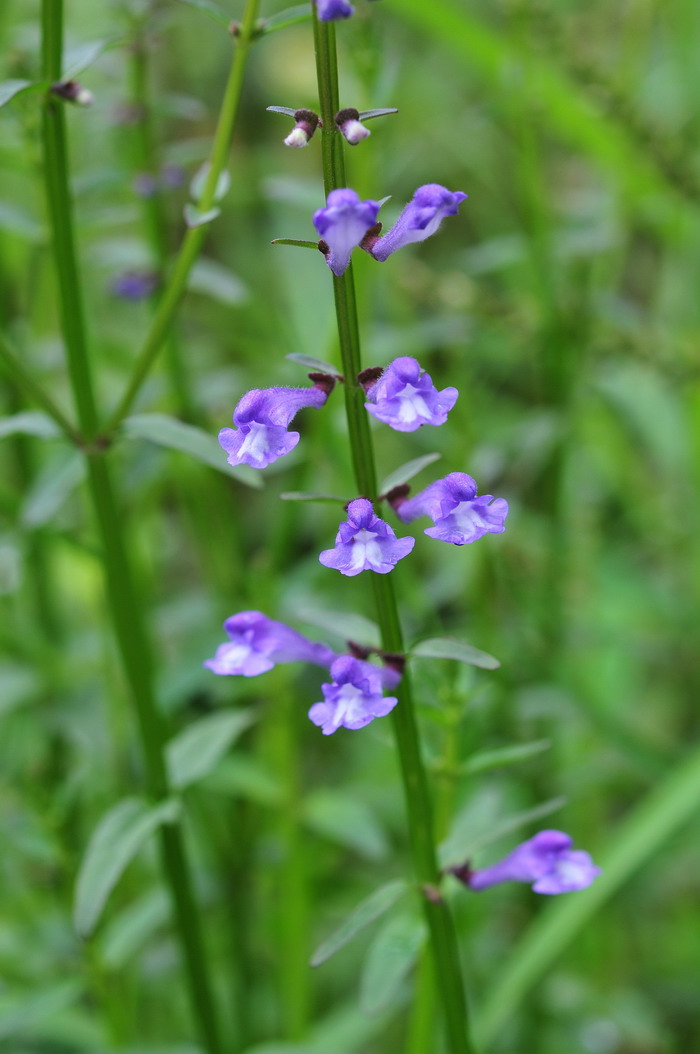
204;611;335;676
308;655;399;734
219;379;333;469
315;0;355;20
391;472;508;545
455;830;601;895
110;271;158;301
319;498;415;576
313;189;381;276
368;184;467;261
364;356;458;432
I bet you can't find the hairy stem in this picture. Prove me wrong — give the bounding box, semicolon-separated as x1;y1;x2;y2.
40;3;224;1051
312;14;476;1054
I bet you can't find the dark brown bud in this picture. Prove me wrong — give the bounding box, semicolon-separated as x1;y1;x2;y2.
357;366;383;393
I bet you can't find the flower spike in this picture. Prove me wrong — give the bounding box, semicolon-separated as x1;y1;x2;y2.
204;611;336;677
367;184;467;261
218;378;334;470
319;498;415;576
313;189;381;276
364;356;458;432
451;830;601;896
390;472;508;545
308;655;399;734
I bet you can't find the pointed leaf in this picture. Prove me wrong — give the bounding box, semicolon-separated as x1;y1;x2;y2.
167;710;255;790
441;796;567;868
280;491;345;504
411;636;500;670
0;79;44;108
296;607;380;649
62;37;123;79
311;879;407;967
267;105;298;117
379;453;441;494
271;238;320;250
184;203;221;228
174;0;231;26
121;413;262;488
359;911;427;1015
74;797;180;937
358;108;399;121
190;162;230;203
0;412;61;440
461;740;551;776
304;789;388;861
189;258;247;305
285;352;338;374
20;449;85;528
260;4;312;34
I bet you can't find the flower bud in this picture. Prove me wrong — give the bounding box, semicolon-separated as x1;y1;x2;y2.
51;80;93;106
335;108;370;145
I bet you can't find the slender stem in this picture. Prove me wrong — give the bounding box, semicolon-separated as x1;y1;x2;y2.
0;331;82;443
104;0;261;434
312;14;476;1054
39;4;224;1052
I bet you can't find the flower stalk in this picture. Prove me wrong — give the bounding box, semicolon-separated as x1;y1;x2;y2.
311;13;476;1053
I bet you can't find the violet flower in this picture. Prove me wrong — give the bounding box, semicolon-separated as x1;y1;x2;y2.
336;108;370;145
391;472;508;546
364;356;458;432
110;271;158;301
319;498;415;576
204;611;335;677
218;379;333;470
457;830;601;895
308;655;399;734
315;0;355;20
313;189;381;276
368;184;467;262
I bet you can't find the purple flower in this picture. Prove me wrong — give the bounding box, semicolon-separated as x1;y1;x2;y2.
313;189;381;276
364;356;458;432
336;108;370;146
460;830;601;895
204;611;335;677
308;655;399;734
110;271;158;301
218;380;333;470
133;172;160;198
319;498;415;576
315;0;355;20
368;184;467;262
391;472;508;545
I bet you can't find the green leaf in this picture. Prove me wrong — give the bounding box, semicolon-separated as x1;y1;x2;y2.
0;412;61;440
183;203;221;228
189;258;247;305
296;607;380;648
271;238;320;250
190;162;231;203
0;980;82;1043
441;796;567;868
166;710;255;790
411;636;500;670
460;740;551;776
310;879;407;967
379;453;441;494
0;201;44;241
285;352;338;374
100;888;170;969
0;79;45;108
358;108;399;121
174;0;231;27
260;4;312;35
280;491;345;504
359;911;427;1015
73;797;180;937
62;37;123;79
121;414;262;488
20;449;85;528
304;789;388;861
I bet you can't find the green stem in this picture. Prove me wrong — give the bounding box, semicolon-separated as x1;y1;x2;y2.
104;0;261;434
312;15;476;1054
39;4;224;1052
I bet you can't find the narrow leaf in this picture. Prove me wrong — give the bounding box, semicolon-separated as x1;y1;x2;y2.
167;710;255;790
121;414;262;488
0;79;44;108
285;352;338;374
74;798;180;937
311;879;407;967
271;238;320;250
359;912;427;1015
304;789;388;861
183;203;221;228
0;412;61;440
296;607;380;648
174;0;231;27
267;105;298;117
461;739;551;776
358;107;399;120
190;162;230;203
62;37;122;79
379;453;441;494
20;449;85;528
260;4;312;34
280;491;345;504
189;258;247;305
411;636;500;670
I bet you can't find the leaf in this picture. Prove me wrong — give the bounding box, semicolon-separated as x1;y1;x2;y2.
0;201;44;241
460;740;551;776
296;607;380;648
73;797;180;937
285;352;338;374
441;796;567;868
358;108;399;121
121;414;262;488
260;4;312;35
267;105;298;117
310;879;407;967
359;912;426;1015
0;412;61;440
189;258;247;305
174;0;231;27
20;449;86;528
304;789;388;861
271;238;320;250
280;491;345;504
100;888;170;969
411;636;500;670
62;37;123;79
379;453;441;494
183;203;221;228
190;162;231;203
166;710;255;790
0;79;44;108
0;981;82;1042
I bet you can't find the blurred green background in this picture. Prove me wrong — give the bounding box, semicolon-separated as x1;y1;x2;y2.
1;0;699;1051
